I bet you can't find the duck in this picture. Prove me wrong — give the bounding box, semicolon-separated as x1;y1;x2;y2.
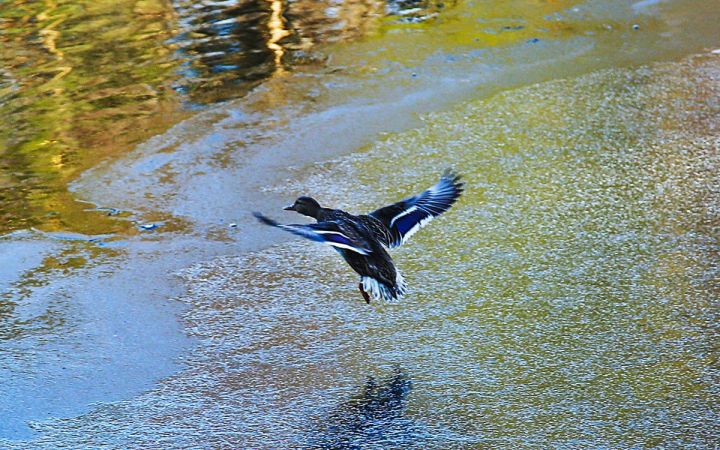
253;169;464;303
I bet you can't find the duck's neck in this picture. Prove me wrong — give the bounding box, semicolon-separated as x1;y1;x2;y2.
313;207;330;221
308;208;325;222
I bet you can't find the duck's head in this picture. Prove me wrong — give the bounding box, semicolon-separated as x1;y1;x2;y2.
284;196;321;218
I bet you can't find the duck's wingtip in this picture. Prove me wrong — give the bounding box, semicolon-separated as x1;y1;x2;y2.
440;168;464;192
252;211;278;227
442;167;460;178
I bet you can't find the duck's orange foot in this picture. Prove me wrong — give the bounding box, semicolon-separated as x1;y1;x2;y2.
358;283;371;304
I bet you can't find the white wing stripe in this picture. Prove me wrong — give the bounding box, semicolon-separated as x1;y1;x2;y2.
398;215;433;243
280;225;370;255
332;243;370;254
315;230;353;239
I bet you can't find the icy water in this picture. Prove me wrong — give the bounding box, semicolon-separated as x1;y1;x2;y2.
1;0;720;447
7;53;719;448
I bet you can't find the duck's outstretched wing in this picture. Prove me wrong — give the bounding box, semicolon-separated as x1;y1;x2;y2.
368;169;463;248
253;212;372;255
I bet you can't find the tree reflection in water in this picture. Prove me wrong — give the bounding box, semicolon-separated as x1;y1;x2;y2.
170;0;445;104
0;0;448;236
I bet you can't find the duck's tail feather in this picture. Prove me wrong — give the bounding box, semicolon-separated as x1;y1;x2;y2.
361;271;406;302
395;270;407;297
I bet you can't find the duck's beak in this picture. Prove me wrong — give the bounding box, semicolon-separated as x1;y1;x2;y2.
283;205;295;211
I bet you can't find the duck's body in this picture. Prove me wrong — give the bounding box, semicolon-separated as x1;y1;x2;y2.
253;170;463;303
320;209;404;303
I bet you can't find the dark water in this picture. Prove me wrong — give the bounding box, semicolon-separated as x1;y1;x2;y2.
0;0;446;236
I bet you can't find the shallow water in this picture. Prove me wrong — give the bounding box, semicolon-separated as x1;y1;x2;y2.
8;54;718;448
1;0;719;446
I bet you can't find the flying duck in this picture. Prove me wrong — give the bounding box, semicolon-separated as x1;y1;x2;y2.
253;170;463;303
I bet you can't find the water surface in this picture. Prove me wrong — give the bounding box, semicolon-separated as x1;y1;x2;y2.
1;0;719;446
10;53;719;448
0;0;448;235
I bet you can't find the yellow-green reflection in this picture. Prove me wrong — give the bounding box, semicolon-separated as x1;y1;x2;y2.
0;0;185;235
335;0;588;68
0;0;451;237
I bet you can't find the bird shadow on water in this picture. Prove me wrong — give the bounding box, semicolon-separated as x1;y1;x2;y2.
306;367;420;449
